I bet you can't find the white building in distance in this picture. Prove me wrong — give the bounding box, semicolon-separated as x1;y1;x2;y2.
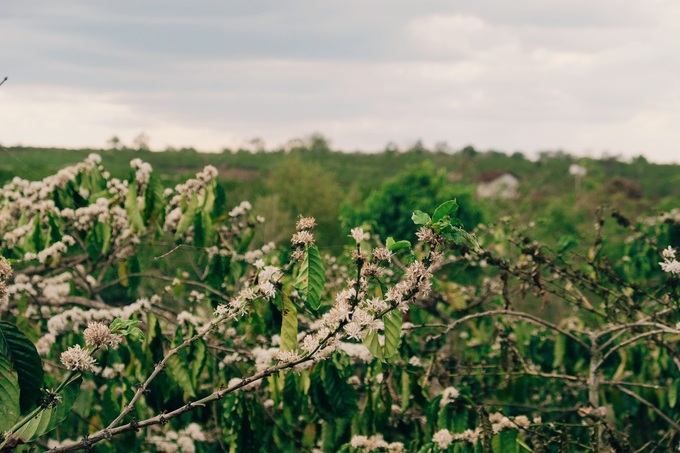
476;171;520;199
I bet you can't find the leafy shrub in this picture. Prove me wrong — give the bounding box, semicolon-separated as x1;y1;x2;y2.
0;156;678;452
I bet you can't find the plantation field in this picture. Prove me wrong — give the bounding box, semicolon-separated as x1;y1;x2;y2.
0;144;679;452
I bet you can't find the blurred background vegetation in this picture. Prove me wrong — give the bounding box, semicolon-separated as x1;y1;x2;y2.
1;134;678;253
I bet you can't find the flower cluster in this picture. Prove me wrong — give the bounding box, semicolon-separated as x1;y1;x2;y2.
296;216;316;231
36;297;151;355
130;158;153;186
146;422;207;453
213;284;263;319
228;200;252;218
439;386;460;407
349;434;404;452
432;413;532;448
415;226;443;247
350;227;370;244
384;260;433;312
0;257;12;309
164;165;220;233
24;236;76;264
69;197;111;230
660;246;680;275
60;344;97;372
83;321;123;349
290;216;317;261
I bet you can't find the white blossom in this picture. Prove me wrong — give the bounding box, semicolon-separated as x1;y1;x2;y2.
432;429;453;449
60;344;97;371
350;227;370;243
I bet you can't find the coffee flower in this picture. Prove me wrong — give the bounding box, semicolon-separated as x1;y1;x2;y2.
83;322;122;349
350;227;370;244
0;256;12;280
60;344;97;372
296;216;316;231
440;386;460;406
432;430;453;449
659;246;680;276
372;247;393;263
291;231;314;246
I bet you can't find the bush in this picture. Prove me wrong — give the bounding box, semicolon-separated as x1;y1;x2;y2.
0;156;678;452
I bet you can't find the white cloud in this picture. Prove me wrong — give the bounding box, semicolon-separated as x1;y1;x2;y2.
1;0;679;163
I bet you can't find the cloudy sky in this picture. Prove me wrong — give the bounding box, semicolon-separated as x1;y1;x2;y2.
2;0;679;162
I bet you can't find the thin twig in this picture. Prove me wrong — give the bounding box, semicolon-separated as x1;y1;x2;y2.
615;385;680;432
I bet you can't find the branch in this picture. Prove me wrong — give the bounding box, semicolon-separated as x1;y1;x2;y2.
97;272;230;302
596;321;680;341
597;330;671;369
105;313;226;429
431;309;589;349
598;307;676;350
615;385;680;433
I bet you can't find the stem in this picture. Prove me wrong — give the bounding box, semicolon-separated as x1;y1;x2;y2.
105;314;225;429
615;385;680;432
0;370;80;448
438;309;589;349
588;333;601;450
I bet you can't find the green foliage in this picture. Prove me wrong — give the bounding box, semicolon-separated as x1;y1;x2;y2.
266;156;344;246
381;311;402;359
0;153;679;452
125;181;146;234
280;295;298;352
12;378;81;443
386;237;410;251
310;360;358;420
110;318;145;342
0;322;44;413
342;161;483;242
294;244;325;311
0;354;20;432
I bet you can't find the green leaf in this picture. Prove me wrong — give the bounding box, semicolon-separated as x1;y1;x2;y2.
283;373;301;414
280;295;298;352
193;211;205;247
0;322;44;413
552;335;565;369
12;377;81;442
382;311;402;359
293;245;325;311
127;254;141;294
212;182;227;219
670;378;679;409
363;331;385;361
175;193;199;238
110;318;144;342
144;173;165;223
492;429;518;453
46;213;63;245
166;327;196;399
310;362;358;420
86;222;112;260
125;182;145;233
411;210;431;226
446;228;481;251
98;222;112;257
386;237;411;252
0;354;20;432
432;199;458;223
190;338;207;387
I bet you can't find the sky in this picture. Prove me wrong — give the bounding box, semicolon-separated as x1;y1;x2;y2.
2;0;679;163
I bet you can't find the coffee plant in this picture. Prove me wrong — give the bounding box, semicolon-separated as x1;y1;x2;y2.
0;156;678;452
